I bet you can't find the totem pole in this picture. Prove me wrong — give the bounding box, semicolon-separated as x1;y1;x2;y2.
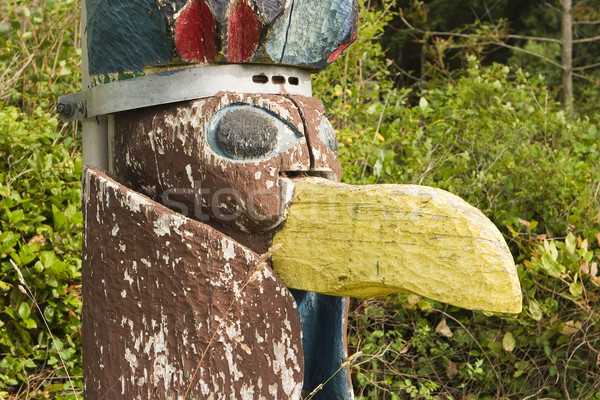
58;1;522;399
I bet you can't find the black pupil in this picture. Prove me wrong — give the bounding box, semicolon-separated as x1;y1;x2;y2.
215;108;277;159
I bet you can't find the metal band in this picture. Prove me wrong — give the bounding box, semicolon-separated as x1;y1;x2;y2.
57;64;313;122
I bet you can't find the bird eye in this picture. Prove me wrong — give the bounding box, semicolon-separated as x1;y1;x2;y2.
317;117;338;155
207;104;302;160
216;108;277;158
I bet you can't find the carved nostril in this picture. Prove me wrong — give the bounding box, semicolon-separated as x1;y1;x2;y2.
215;108;277;159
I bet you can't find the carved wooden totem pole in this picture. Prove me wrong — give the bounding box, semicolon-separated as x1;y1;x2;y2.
58;1;522;399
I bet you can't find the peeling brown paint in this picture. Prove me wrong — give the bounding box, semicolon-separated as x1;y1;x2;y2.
287;95;341;180
82;166;303;399
111;93;311;242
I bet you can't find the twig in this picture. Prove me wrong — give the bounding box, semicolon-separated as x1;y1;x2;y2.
10;259;80;399
433;309;504;395
506;33;561;43
573;61;600;71
573;34;600;44
305;351;364;400
574;19;600;25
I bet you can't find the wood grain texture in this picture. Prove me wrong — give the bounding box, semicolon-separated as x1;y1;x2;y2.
254;0;287;24
265;0;358;69
111;94;310;238
288;95;341;177
175;0;218;63
272;177;522;313
82;167;303;399
86;0;171;75
291;290;353;400
85;0;359;82
227;0;263;62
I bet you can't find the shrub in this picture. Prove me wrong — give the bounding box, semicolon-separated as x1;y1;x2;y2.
314;0;600;398
0;0;81;113
0;105;83;397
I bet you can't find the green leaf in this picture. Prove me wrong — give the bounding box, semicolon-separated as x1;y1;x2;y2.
22;318;37;330
0;280;11;292
52;204;66;230
0;231;20;254
17;302;31;320
565;232;576;253
419;97;429;112
43;306;55;323
371;330;384;338
529;220;538;230
7;208;24;224
502;332;516;352
528;299;543;321
569;282;583;298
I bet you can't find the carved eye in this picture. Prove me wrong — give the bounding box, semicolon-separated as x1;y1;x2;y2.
216;108;277;158
207;104;302;160
318;117;338;155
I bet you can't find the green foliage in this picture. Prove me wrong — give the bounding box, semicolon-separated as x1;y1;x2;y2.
1;0;599;398
313;0;412;185
382;0;600;117
0;106;83;397
0;0;81;113
322;37;600;240
0;0;83;397
315;1;600;398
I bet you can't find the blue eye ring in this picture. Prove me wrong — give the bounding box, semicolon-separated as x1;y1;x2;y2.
206;103;303;161
318;117;339;155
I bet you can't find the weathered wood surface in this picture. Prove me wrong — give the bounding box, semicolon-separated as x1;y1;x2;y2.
265;0;357;67
107;93;350;399
272;177;522;313
86;0;359;81
291;290;353;400
110;93;340;244
87;0;172;76
82;166;303;399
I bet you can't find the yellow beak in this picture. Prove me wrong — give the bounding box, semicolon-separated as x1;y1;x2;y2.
271;177;522;313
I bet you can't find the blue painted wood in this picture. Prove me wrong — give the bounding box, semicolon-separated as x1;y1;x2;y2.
265;0;358;69
86;0;171;75
255;0;287;24
205;0;229;23
157;0;187;22
291;290;353;400
86;0;358;80
204;0;286;25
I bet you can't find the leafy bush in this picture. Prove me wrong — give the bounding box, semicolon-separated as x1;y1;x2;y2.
320;34;600;241
0;106;83;397
0;0;83;397
2;0;600;398
314;0;600;398
0;0;80;113
347;230;600;399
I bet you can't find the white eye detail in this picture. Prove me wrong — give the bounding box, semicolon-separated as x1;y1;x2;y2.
317;117;338;155
206;104;303;161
